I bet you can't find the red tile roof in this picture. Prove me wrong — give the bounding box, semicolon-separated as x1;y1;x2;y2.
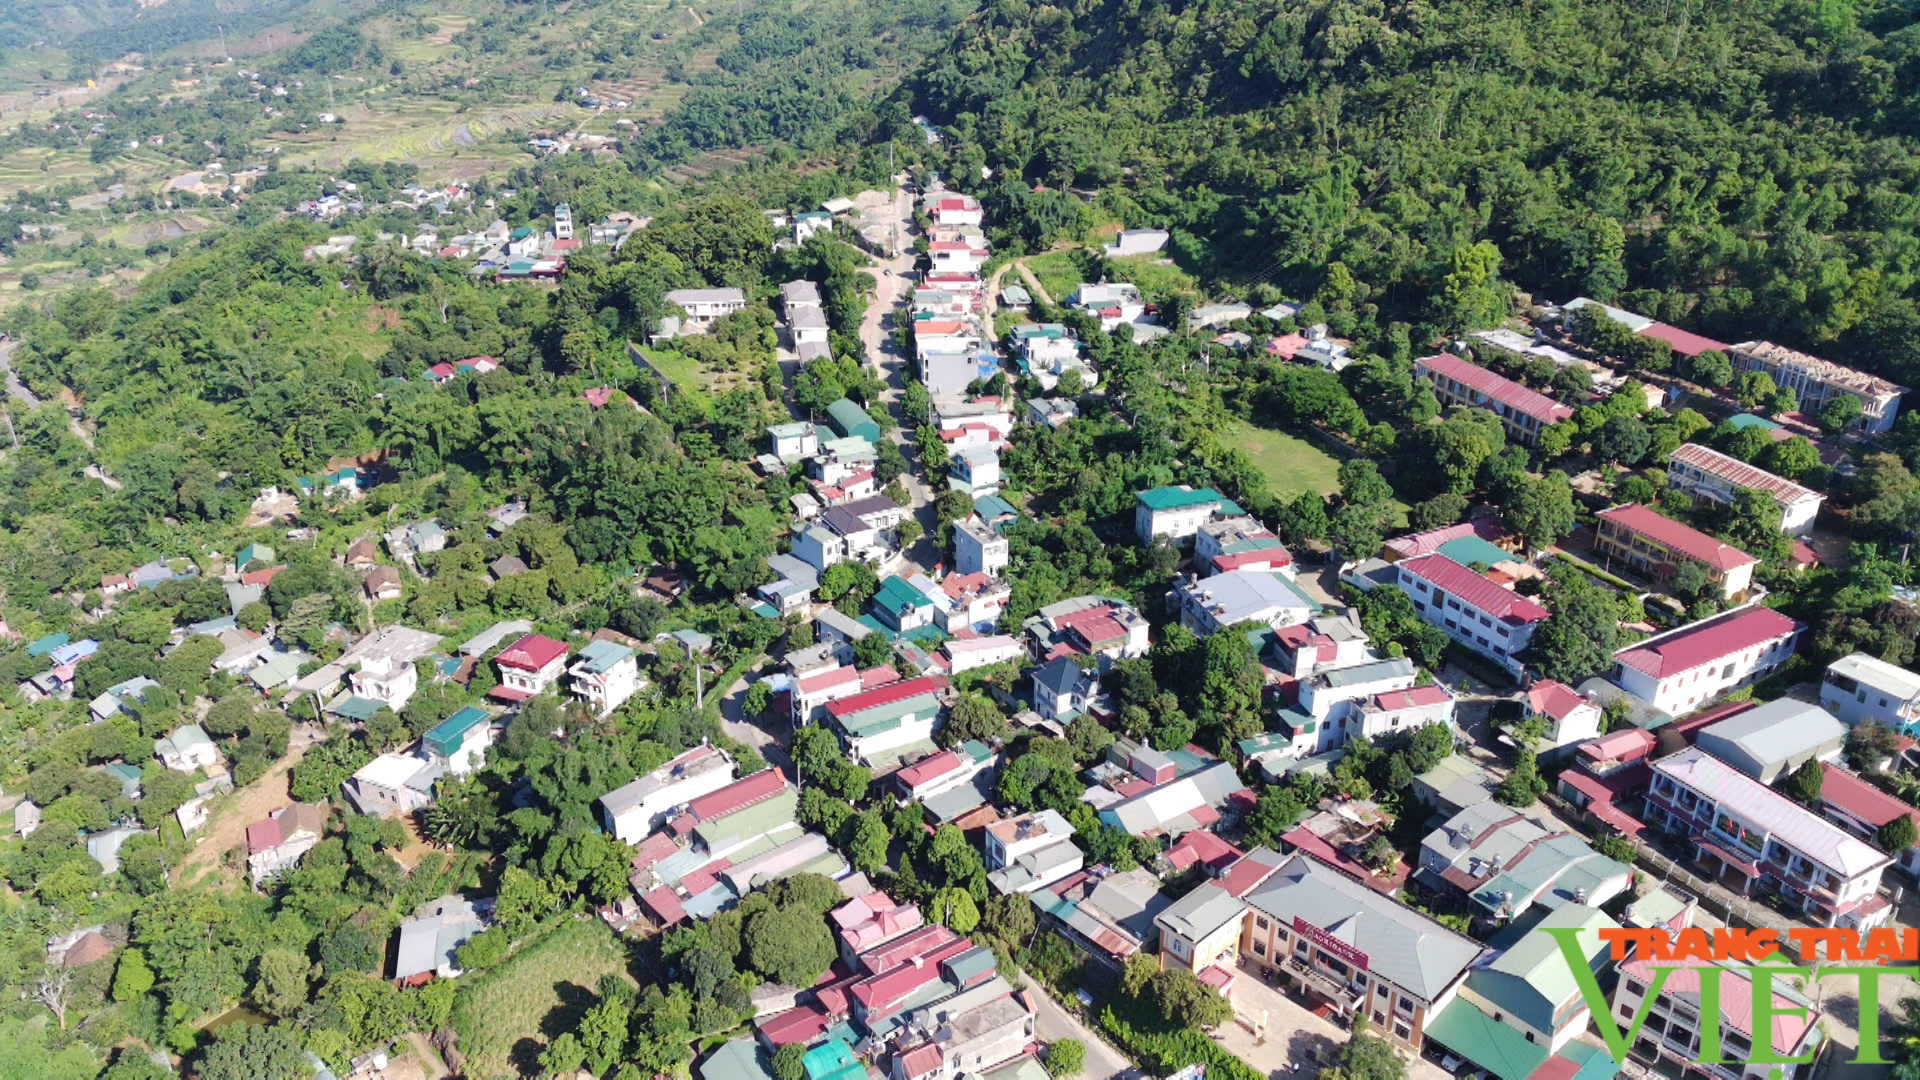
1218;852;1285;897
684;768;792;822
1818;764;1920;833
1527;679;1590;722
1614;606;1800;679
897;1043;944;1080
860;666;902;690
1638;321;1729;358
757;1004;834;1047
1619;956;1815;1049
1596;503;1759;572
859;924;959;973
824;675;949;721
1578;728;1657;763
631;831;680;871
1669;443;1820;506
1396;553;1549;625
496;633;569;671
640;884;687;926
1416;353;1575;425
851;939;972;1014
1382;516;1510;560
797;665;862;695
240;565;287;587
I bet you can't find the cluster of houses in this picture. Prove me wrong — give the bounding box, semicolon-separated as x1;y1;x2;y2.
303;203;652;282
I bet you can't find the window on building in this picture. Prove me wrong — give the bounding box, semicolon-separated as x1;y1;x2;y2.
1254;916;1268;930
1394;1024;1411;1040
1252;941;1266;956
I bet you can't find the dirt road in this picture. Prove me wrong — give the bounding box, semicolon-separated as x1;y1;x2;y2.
174;738;314;888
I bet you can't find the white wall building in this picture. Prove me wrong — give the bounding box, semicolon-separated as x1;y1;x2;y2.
1666;443;1824;536
1394;554;1548;676
1821;652;1920;734
598;745;737;844
1608;606;1801;716
568;639;641;717
953;517;1009;577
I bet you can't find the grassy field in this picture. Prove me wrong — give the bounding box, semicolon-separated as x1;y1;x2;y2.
1227;420;1344;500
632;346;719;413
1022;250;1094;305
449;919;635;1079
1105;252;1201;298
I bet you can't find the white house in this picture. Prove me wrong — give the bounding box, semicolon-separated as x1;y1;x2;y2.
568;639;640;717
928;240;987;275
1031;656;1100;722
1071;282;1144;331
493;634;570;700
1104;228;1169;258
1821;652;1920;734
953;516;1009;577
768;421;819;462
598;745;737;843
1524;679;1604;752
823;675;949;766
939;634;1025;675
1609;605;1802;716
789;305;831;346
927;193;983;227
949;444;1001;497
1133;486;1226;545
664;288;747;331
1280;668;1447;757
1394;554;1549;676
936;572;1010;634
985;809;1081;894
154;725;221;773
349;654;418;712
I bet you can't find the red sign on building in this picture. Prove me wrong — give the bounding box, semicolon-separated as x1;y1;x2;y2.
1292;916;1369;972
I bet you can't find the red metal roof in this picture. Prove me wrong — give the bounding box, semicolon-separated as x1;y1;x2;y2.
1596;503;1759;571
895;750;962;791
1397;553;1549;624
631;831;680;871
859;924;959;973
1369;684;1454;711
245;818;281;854
1526;679;1589;721
488;685;532;702
757;1004;834;1046
1416;353;1575;425
240;565;286;587
851;939;972;1013
897;1043;944;1080
1638;321;1729;358
1164;830;1243;875
640;884;687;926
1818;764;1920;832
683;768;792;823
496;633;569;671
1614;606;1800;679
1578;728;1657;763
824;675;949;720
797;665;862;694
1217;852;1284;898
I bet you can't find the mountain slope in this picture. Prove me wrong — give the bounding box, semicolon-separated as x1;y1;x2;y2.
904;0;1920;378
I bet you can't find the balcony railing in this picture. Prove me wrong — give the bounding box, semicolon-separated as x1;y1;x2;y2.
1285;957;1365;1008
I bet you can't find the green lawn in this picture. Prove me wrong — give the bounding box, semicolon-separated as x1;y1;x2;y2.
449;919;634;1078
631;345;717;413
1021;250;1094;305
1227;420;1344;500
1103;252;1201;298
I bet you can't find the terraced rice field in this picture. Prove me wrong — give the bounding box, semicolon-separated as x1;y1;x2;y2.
262;98;567;174
0;147;112;193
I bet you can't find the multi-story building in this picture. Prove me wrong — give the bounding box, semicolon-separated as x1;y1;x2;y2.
926;193;983;227
949;445;1001;497
985;809;1081;894
952;516;1009;577
1608;605;1801;715
1645;747;1893;929
1453;903;1617;1055
1154;883;1248;995
1413;353;1574;447
1133;486;1228;545
1267;610;1372;679
349;654;418;712
768;421;820;462
565;639;639;716
1170;569;1316;637
1821;652;1920;733
599;745;738;843
665;287;748;331
935;573;1009;634
1194;517;1293;577
1393;553;1549;675
873;575;937;634
1593;503;1759;601
1275;657;1424;757
1031;656;1100;723
1665;443;1824;535
422;706;495;776
1610;956;1825;1079
1523;679;1604;753
1418;803;1633;923
1238;853;1486;1050
1816;764;1920;880
1023;596;1151;667
822;675;950;766
1729;340;1905;434
493;634;570;700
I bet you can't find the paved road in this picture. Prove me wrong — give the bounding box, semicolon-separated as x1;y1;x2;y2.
855;179;944;568
0;341;38;406
1024;976;1135;1080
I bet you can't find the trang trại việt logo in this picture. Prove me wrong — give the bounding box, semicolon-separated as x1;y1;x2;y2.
1543;925;1920;1075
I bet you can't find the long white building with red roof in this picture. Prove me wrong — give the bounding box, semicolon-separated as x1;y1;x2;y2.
1666;442;1824;535
492;633;570;700
1393;553;1549;675
1608;605;1800;715
1414;353;1574;446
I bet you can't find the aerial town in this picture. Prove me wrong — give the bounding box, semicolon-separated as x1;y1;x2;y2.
5;3;1920;1079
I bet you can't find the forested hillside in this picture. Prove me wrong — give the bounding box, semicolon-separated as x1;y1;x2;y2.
906;0;1920;383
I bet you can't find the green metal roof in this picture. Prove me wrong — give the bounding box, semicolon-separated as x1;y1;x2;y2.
331;696;382;722
701;1041;775;1080
874;576;933;617
573;638;634;673
27;633;69;657
1467;904;1616;1037
802;1040;864;1080
1136;486;1223;510
824;398;878;438
1438;535;1514;568
1422;999;1548;1080
1726;412;1782;431
973;494;1019;521
424;706;490;758
1237;732;1292;757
